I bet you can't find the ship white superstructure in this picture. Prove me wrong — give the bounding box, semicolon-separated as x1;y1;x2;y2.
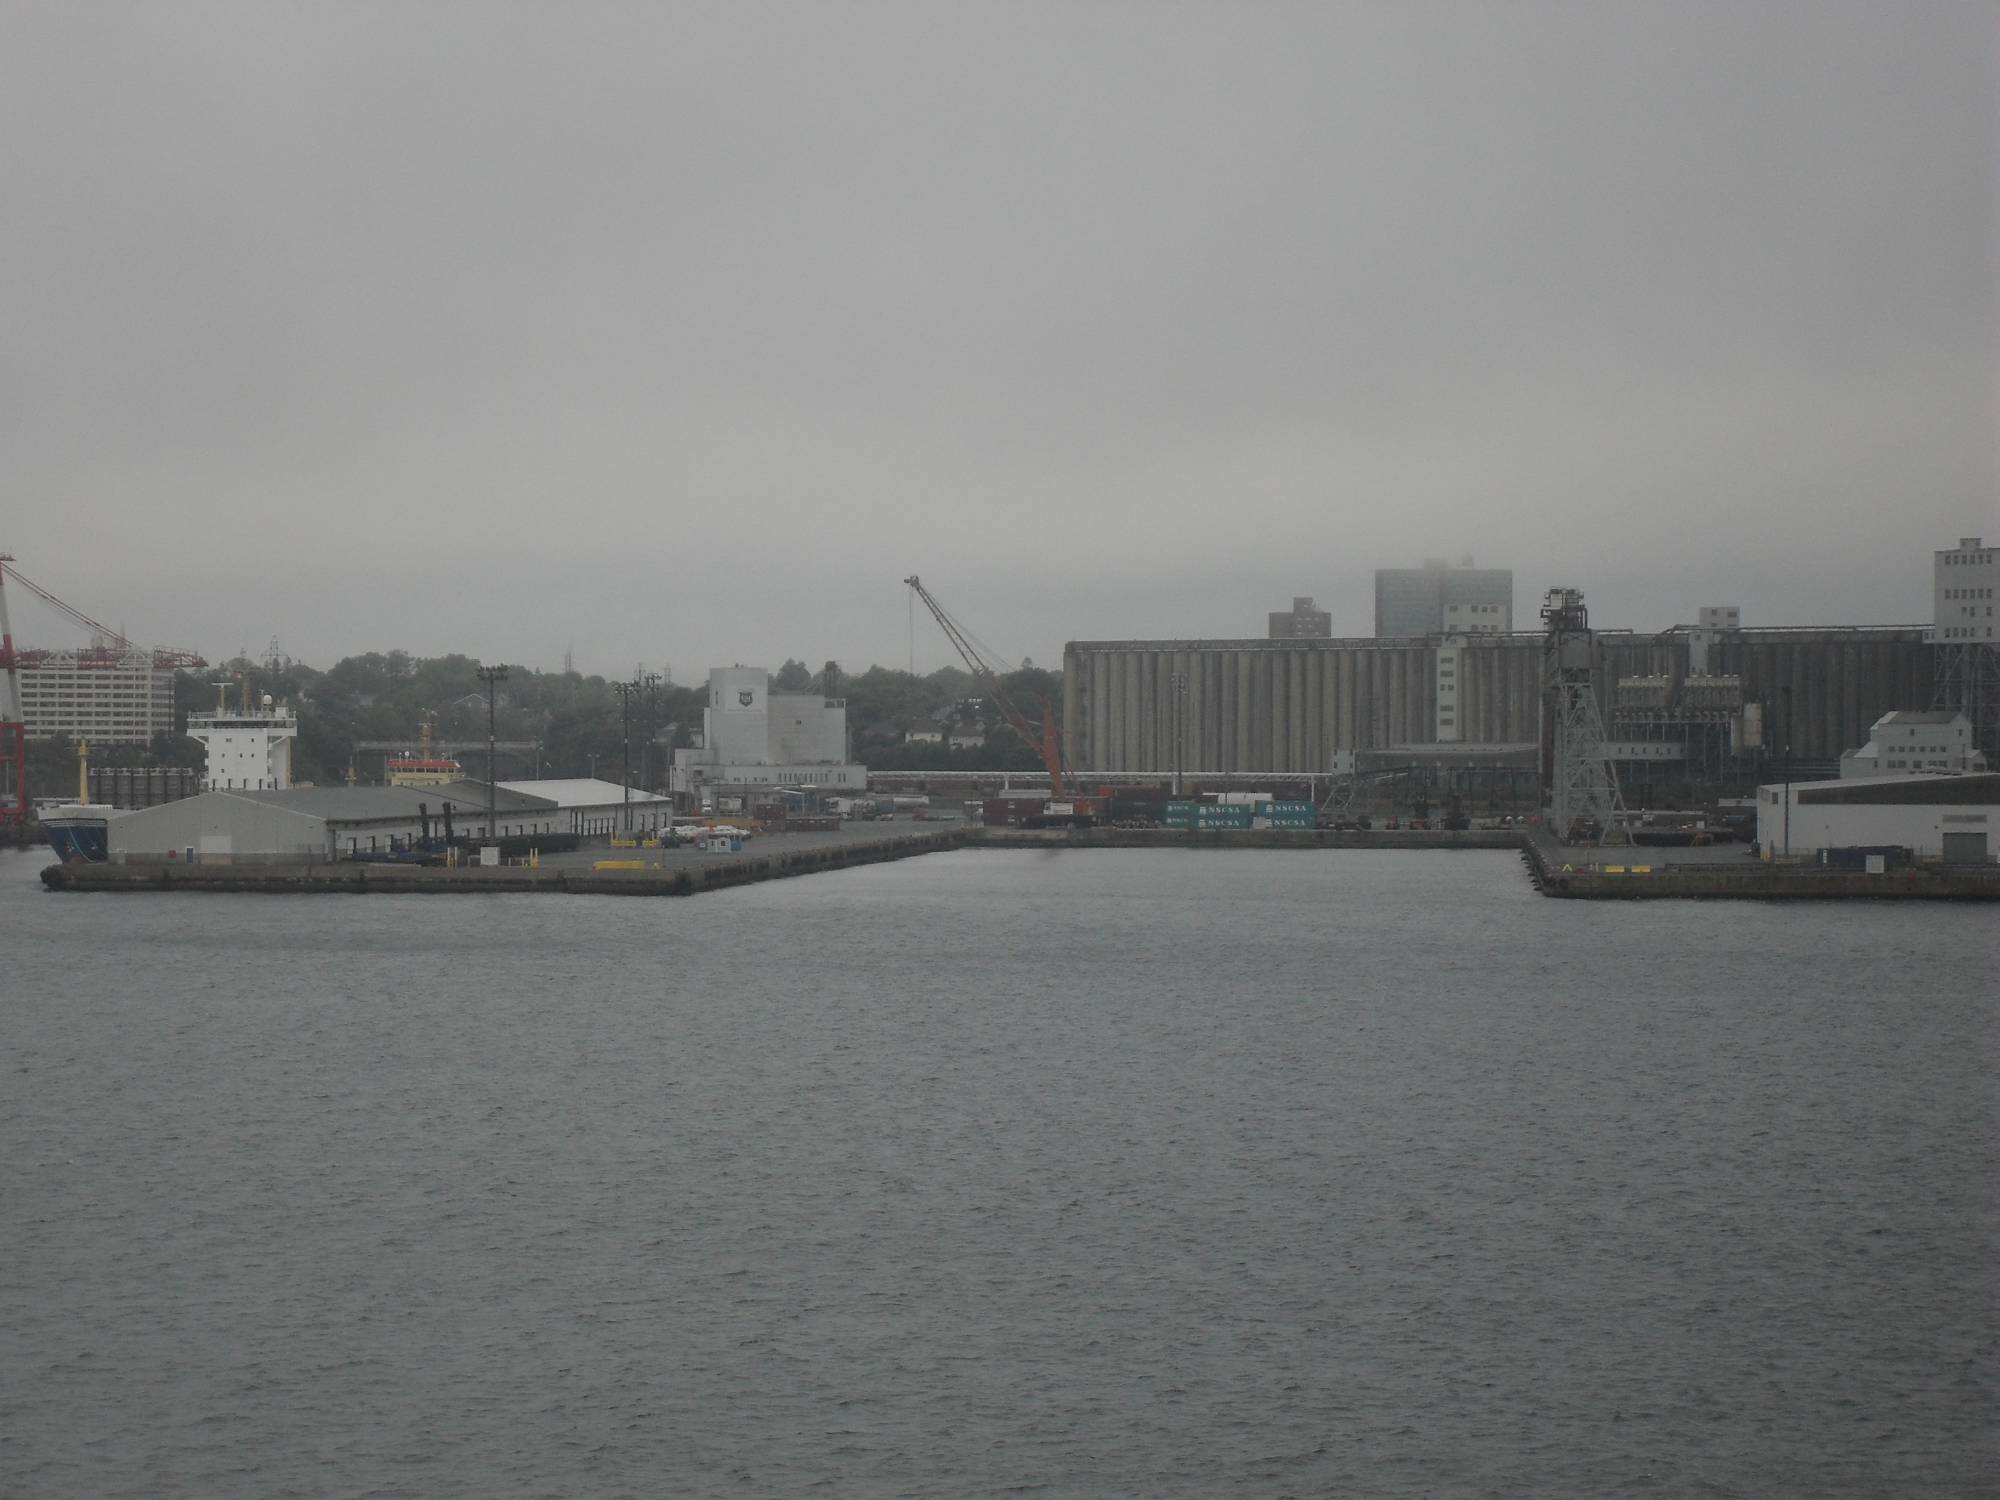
188;684;298;791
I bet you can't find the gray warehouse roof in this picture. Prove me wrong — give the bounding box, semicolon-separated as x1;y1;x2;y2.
1795;773;2000;806
215;783;554;824
495;777;669;809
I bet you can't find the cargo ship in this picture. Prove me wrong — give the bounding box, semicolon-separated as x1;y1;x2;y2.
42;802;117;862
38;738;118;862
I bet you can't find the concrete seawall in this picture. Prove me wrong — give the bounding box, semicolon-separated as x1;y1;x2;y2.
1519;834;2000;901
38;822;1997;901
40;828;969;896
969;826;1522;851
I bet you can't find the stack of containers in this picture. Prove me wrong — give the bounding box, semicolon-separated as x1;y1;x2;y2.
1164;801;1199;828
1194;802;1252;830
1253;800;1317;830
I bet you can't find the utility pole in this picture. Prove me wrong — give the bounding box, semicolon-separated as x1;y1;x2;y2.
476;664;508;841
613;679;637;831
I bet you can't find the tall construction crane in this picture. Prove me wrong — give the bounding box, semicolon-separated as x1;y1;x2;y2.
0;557;26;828
904;575;1068;796
1;562;207;670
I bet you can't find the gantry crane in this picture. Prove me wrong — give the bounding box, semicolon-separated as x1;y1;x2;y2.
904;575;1068;797
0;563;206;670
0;556;210;827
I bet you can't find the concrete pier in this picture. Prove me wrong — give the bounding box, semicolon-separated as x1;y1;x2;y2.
41;827;968;896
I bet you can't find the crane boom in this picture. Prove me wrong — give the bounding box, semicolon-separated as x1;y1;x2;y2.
2;564;206;668
904;575;1067;797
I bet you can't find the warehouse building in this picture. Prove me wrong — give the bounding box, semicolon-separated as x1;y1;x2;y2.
1757;773;1998;863
102;783;564;863
495;777;671;836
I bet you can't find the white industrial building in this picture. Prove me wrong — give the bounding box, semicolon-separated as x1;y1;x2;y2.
1935;536;1995;643
1757;773;1998;863
1839;710;1987;778
18;648;177;745
670;666;865;805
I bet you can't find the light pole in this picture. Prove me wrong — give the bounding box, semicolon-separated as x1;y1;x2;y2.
640;671;661;794
1169;671;1188;798
1780;686;1792;859
613;679;637;832
476;664;508;841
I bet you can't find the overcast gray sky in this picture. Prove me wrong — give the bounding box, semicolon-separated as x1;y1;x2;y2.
4;1;1994;678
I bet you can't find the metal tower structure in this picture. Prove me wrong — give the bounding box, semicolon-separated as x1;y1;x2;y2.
0;556;27;828
1541;587;1627;844
1932;639;1999;768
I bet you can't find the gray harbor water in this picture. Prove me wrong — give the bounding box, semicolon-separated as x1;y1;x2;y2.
2;846;1994;1497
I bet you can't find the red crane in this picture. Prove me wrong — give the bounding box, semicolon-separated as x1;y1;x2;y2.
1;564;206;671
904;575;1067;797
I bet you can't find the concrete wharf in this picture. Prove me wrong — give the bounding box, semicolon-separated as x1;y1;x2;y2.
36;820;2000;900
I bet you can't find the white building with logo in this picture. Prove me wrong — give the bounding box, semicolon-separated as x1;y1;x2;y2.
670;666;865;804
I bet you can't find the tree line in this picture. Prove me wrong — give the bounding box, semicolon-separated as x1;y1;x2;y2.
29;652;1065;792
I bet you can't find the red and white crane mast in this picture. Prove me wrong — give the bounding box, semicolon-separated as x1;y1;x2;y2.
0;556;27;828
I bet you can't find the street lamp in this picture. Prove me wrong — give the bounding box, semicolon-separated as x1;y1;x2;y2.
476;664;508;842
1780;685;1792;859
1169;671;1188;798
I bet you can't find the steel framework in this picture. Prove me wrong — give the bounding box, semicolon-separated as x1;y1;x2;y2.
1542;587;1627;844
1932;640;1999;768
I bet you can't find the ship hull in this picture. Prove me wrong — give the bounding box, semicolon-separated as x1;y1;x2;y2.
42;807;113;863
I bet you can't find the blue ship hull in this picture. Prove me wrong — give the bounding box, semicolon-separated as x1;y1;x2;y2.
44;818;110;863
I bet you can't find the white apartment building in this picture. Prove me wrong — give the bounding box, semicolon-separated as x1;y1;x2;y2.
1935;536;1996;643
18;649;176;745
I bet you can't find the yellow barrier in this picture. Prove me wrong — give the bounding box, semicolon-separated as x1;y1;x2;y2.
593;859;645;871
